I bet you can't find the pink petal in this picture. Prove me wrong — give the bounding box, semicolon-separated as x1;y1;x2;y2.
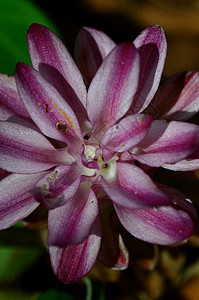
32;164;81;209
75;26;116;84
100;162;169;209
48;184;98;246
0;74;29;120
87;42;139;135
0;172;46;229
133;120;199;167
132;25;167;113
49;218;101;284
15;63;83;145
0;121;73;173
115;185;197;245
146;71;199;121
27;23;87;107
163;152;199;171
98;210;129;270
101;113;153;152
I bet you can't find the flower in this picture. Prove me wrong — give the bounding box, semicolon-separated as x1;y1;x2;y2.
0;24;199;283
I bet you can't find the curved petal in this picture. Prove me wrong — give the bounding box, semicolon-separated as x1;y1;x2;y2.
34;63;88;134
133;120;199;167
75;26;116;84
0;172;46;229
100;162;169;209
49;218;101;284
27;23;87;107
0;121;73;173
132;25;167;113
146;71;199;121
163;152;199;171
15;63;83;145
0;74;29;120
101;113;153;152
31;164;81;209
48;183;98;246
115;185;197;245
87;42;139;135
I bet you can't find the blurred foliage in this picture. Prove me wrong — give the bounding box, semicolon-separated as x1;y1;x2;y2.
0;247;41;281
0;0;60;75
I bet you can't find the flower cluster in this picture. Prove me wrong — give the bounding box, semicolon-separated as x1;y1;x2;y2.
0;24;199;283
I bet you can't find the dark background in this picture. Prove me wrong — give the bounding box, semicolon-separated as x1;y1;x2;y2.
34;0;199;77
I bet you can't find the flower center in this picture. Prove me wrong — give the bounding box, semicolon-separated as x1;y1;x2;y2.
98;158;117;182
81;144;117;182
84;145;96;162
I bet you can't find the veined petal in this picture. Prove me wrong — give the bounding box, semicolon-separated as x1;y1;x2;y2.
132;25;167;113
115;185;197;245
0;121;73;173
49;218;101;284
133;120;199;167
100;162;169;209
27;23;87;107
0;172;46;229
101;113;153;152
32;164;81;209
87;42;139;135
48;183;98;246
0;74;29;120
15;63;83;145
146;71;199;121
75;26;116;84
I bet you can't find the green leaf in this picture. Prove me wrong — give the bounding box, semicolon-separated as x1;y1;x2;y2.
37;289;75;300
0;0;61;75
0;246;42;281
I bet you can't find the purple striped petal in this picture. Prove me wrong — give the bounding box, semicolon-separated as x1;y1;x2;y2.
15;63;83;145
132;25;167;113
48;184;98;246
49;218;101;284
87;42;139;135
75;27;116;84
133;120;199;167
0;121;73;173
100;162;169;209
27;23;87;107
0;74;29;120
32;164;81;209
0;172;46;229
115;185;197;245
101;113;153;152
146;71;199;121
